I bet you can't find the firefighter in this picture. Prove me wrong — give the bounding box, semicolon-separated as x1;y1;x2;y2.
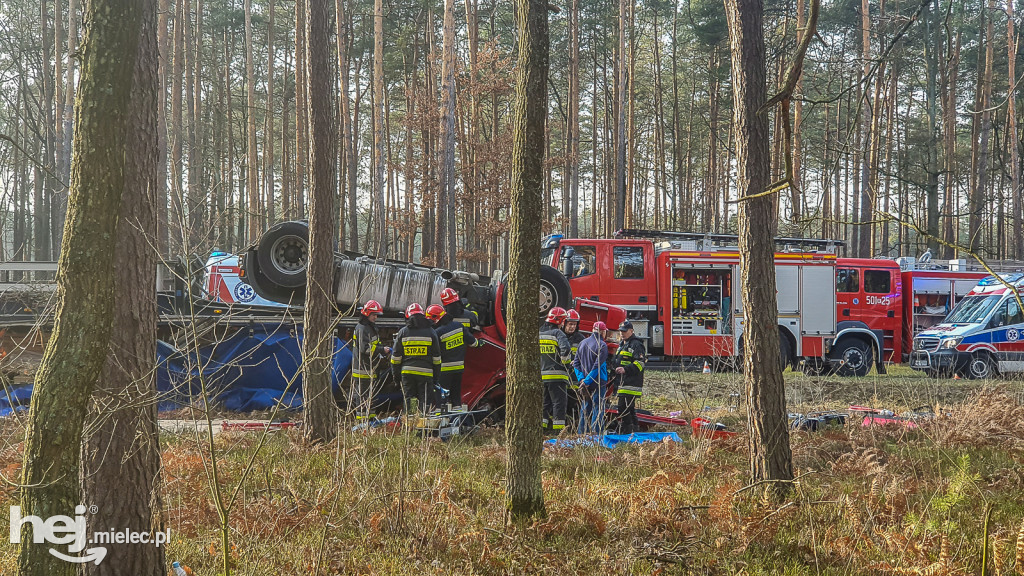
540;306;572;432
426;303;480;408
611;320;646;434
351;299;390;416
562;308;587;426
391;303;442;413
440;287;480;331
573;321;609;434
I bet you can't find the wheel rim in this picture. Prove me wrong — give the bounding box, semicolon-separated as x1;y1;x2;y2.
538;281;555;314
270;235;308;276
969;356;991;379
842;347;865;370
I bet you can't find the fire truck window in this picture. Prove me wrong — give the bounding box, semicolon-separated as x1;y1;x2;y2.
836;268;859;293
613;246;645;279
562;245;597;278
863;270;891;294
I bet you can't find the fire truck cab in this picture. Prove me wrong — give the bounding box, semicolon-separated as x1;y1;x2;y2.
543;230;885;375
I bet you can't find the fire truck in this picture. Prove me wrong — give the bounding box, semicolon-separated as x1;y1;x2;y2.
545;230;1024;376
541;229;880;375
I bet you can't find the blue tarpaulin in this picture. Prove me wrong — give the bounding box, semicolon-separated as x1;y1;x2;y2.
157;324;352;411
0;324;353;417
543;432;683;449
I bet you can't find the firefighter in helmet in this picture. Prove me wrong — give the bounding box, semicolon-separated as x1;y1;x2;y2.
440;287;480;331
611;320;646;434
562;308;587;425
391;303;442;413
426;303;480;408
540;306;572;432
351;299;390;416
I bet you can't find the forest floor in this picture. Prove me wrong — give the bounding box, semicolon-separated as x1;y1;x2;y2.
2;368;1024;575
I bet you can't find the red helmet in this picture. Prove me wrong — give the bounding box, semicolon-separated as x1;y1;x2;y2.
592;321;607;332
425;304;446;322
565;309;580;323
405;303;425;318
545;306;568;324
361;300;383;316
439;287;460;305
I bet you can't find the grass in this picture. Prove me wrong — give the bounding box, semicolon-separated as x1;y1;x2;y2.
2;369;1024;575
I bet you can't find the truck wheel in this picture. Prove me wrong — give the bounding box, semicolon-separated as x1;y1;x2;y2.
779;332;792;372
832;338;873;377
257;221;309;289
538;265;573;319
965;352;996;380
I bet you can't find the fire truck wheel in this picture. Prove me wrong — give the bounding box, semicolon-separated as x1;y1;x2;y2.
832;338;873;377
779;333;793;372
964;352;996;380
257;221;309;289
537;265;573;318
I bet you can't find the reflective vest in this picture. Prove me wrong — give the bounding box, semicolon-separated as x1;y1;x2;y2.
612;335;646;396
539;325;572;382
435;317;479;373
352;318;383;380
391;324;442;379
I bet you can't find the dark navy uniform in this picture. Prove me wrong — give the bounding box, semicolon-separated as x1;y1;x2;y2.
434;315;480;407
391;316;442;412
540;323;572;431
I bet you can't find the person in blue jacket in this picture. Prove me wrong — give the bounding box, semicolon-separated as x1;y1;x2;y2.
572;321;609;434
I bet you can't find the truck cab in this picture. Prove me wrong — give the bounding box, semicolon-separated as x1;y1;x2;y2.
834;259;903;363
910;273;1024;379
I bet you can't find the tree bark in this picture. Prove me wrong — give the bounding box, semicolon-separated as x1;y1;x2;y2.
17;0;140;571
1009;0;1022;259
613;0;627;231
304;0;339;443
372;0;386;255
156;0;169;254
265;0;277;225
439;0;457;268
170;0;185;251
924;0;941;253
970;0;995;254
245;0;260;243
81;0;163;571
505;0;548;522
723;0;794;501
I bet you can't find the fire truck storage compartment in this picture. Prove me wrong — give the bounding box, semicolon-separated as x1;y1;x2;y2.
909;277;978;331
671;266;732;336
801;265;837;335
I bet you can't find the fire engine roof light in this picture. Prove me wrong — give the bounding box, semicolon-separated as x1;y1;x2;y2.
541;235;563;249
211;251;227;257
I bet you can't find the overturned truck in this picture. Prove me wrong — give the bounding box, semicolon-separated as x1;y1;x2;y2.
241;220;626;413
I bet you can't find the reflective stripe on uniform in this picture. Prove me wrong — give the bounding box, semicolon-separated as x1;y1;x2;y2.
617;386;642;396
402;367;434;377
390;356;402;364
402;336;434;344
542;373;570;381
633;361;644;372
441;361;465;372
352;368;372;379
551;420;566;430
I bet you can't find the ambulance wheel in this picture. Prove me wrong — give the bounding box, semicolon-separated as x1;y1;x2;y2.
964;352;996;380
257;220;309;289
832;338;873;378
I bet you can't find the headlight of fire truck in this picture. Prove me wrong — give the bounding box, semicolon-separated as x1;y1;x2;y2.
941;337;962;349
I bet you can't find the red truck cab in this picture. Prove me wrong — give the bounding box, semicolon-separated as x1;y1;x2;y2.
834;259;903;362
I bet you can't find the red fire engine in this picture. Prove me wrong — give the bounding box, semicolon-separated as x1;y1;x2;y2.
545;230;1024;376
542;230;883;375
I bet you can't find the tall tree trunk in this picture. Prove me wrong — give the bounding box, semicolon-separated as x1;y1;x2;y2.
295;0;308;218
614;0;627;231
941;26;961;258
567;0;579;237
335;0;349;244
439;0;457;268
924;0;941;252
17;0;140;570
265;0;276;225
156;0;169;254
304;0;339;443
245;0;259;243
792;0;804;227
857;0;873;257
505;0;548;522
372;0;386;255
723;0;794;501
81;0;163;571
171;0;185;251
970;0;995;254
1009;0;1022;259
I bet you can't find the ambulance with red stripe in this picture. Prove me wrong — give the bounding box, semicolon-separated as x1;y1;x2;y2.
910;274;1024;379
204;252;289;308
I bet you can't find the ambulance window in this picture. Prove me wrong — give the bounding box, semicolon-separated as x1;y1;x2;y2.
864;270;891;294
562;245;597;278
1004;299;1024;326
613;246;645;279
836;269;859;293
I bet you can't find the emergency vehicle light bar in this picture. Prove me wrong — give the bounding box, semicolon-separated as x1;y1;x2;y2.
613;229;846;250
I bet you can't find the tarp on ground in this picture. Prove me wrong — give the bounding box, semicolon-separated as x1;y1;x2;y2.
157;324;352;411
543;432;683;449
1;324;353;417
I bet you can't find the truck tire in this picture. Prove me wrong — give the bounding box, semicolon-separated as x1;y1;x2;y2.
539;265;573;318
257;221;309;289
964;352;996;380
779;332;792;372
832;337;873;377
501;265;574;321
